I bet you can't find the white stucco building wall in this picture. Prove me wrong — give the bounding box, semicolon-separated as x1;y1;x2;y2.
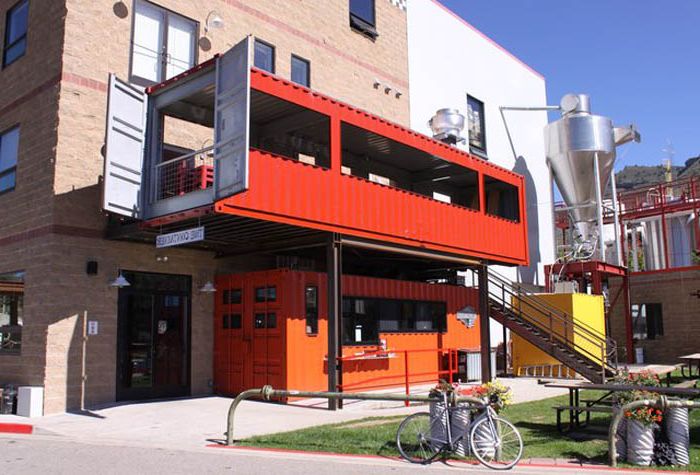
407;0;556;346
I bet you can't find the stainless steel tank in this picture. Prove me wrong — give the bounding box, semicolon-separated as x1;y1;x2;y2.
545;94;639;244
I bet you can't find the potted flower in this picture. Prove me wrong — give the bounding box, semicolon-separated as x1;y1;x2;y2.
612;369;660;463
625;405;662;466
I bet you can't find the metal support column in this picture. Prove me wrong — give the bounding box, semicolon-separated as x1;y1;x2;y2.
622;271;634;364
610;169;623;266
478;265;491;383
326;233;342;410
593;152;606;262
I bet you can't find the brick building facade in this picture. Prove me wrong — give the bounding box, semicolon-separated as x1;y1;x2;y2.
0;0;410;413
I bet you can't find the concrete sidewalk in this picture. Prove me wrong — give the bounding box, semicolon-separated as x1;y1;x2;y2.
0;377;568;449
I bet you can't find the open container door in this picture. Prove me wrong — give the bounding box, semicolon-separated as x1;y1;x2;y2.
214;36;251;200
102;75;148;218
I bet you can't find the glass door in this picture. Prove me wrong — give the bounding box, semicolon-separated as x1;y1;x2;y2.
117;272;190;401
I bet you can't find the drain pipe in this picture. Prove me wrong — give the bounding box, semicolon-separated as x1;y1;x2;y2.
226;385;485;446
608;396;700;467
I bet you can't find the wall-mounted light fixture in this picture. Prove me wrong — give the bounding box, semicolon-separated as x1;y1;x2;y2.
205;11;225;35
199;281;217;293
373;79;382;89
155;255;169;263
109;270;131;288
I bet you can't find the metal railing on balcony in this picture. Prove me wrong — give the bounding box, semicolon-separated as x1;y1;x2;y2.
154;145;215;201
605;175;700;220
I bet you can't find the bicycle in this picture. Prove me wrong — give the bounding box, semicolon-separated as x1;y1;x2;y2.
396;391;523;470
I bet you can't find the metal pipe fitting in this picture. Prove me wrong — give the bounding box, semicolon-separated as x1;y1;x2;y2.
225;385;484;446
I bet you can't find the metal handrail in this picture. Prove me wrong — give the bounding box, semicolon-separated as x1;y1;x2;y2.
483;269;617;378
225;385;485;445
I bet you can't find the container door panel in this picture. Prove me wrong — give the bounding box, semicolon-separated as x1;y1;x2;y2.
250;273;284;390
222;276;247;394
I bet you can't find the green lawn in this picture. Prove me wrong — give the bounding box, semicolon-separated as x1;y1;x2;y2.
244;392;700;471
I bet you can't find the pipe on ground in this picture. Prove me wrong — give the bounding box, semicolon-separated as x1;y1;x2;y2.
226;385;485;446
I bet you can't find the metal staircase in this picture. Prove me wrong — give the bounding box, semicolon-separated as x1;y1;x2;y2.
483;270;618;383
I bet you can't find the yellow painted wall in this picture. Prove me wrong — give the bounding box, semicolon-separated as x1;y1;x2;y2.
511;293;606;375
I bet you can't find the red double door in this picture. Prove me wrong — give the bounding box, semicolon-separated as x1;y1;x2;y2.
215;272;285;394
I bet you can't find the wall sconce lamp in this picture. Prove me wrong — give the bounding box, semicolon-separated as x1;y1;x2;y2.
199;281;217;293
205;11;225;35
109;270;131;288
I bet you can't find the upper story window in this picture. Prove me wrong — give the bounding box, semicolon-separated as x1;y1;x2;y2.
254;39;275;73
349;0;377;39
291;54;310;87
0;126;19;195
130;0;197;86
467;95;486;155
3;0;28;68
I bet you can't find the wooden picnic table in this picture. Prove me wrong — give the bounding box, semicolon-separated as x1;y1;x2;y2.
679;353;700;378
544;381;700;433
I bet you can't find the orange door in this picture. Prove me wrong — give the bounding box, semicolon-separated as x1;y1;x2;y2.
217;275;246;394
248;272;285;390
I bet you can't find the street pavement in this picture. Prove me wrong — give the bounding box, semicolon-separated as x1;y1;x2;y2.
0;434;665;475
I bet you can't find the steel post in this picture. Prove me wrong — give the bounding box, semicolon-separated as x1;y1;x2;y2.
610;169;623;266
326;233;343;410
478;265;491;382
593;152;606;262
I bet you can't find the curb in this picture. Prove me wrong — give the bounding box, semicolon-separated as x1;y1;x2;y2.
0;422;33;435
207;444;698;474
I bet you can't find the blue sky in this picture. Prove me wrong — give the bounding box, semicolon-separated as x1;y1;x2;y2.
439;0;700;171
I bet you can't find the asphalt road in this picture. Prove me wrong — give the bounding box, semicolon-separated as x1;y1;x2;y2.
1;434;643;475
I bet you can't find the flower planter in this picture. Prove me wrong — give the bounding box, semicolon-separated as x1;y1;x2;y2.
664;407;690;466
626;419;655;466
471;411;497;459
615;412;627;461
450;405;471;456
429;401;449;451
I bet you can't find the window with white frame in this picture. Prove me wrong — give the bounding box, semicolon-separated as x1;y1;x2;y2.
130;0;197;86
0;126;19;194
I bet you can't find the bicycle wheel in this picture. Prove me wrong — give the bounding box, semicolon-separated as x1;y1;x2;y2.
469;415;523;470
396;412;444;464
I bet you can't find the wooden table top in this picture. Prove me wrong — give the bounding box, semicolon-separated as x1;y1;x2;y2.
544;382;700;396
624;364;677;375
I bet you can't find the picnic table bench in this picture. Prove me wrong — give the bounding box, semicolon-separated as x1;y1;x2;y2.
679;353;700;378
545;381;700;434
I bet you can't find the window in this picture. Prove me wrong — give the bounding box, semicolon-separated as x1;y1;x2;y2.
467;95;486;154
3;0;28;67
0;126;19;194
291;55;310;87
632;303;663;340
130;0;197;86
349;0;377;39
484;176;520;222
0;271;23;354
305;286;318;335
254;312;276;329
254;39;275;73
255;286;277;302
222;289;241;305
342;297;447;345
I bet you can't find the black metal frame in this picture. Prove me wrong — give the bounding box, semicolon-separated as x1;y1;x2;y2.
2;0;28;68
116;270;192;401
